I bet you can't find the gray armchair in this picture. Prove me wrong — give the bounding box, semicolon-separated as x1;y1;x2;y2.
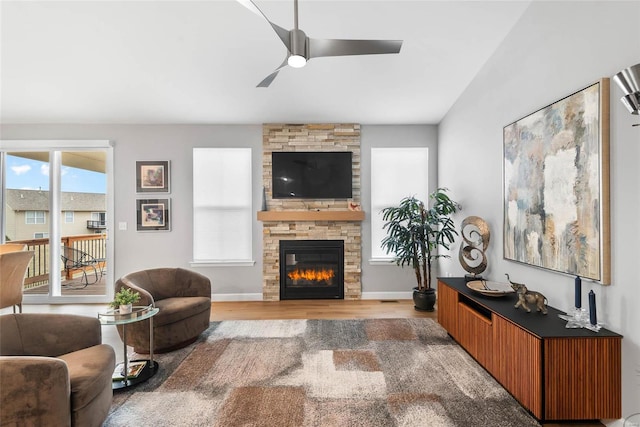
0;313;116;427
115;268;211;353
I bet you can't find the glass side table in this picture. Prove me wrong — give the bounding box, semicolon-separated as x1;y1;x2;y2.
98;305;159;390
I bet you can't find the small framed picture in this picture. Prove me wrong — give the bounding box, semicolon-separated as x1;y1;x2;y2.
136;199;170;231
136;161;170;193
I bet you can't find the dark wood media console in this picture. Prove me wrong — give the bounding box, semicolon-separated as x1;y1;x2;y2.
437;277;622;422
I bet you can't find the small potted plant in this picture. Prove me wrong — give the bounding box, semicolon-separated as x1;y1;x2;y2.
110;287;141;314
381;188;461;311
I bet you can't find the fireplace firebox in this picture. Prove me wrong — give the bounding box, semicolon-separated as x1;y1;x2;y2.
279;240;344;300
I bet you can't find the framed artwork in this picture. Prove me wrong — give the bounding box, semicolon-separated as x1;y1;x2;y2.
503;79;610;284
136;161;170;193
136;199;171;231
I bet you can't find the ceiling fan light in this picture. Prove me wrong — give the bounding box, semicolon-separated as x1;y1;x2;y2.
288;55;306;68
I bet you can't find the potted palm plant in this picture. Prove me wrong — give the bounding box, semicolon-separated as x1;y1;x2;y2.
381;188;461;311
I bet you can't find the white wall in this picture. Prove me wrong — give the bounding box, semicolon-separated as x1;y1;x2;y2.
360;125;438;296
438;1;640;423
0;124;435;299
0;125;265;298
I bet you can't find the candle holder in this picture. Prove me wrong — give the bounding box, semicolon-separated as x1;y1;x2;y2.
565;307;587;328
558;307;603;332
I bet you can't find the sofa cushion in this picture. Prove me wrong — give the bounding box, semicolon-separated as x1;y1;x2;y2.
154;296;210;327
57;344;115;412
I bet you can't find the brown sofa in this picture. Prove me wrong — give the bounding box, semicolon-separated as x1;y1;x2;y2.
115;268;211;353
0;313;116;427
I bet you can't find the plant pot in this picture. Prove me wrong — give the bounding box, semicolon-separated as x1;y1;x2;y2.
413;287;436;312
119;304;133;314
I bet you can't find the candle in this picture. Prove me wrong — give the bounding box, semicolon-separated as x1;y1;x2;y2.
589;290;597;325
575;276;582;309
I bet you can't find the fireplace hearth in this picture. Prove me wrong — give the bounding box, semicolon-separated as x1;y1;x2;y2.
279;240;344;300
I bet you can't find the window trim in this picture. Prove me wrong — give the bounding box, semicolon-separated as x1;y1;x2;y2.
1;140;115;303
189;260;255;267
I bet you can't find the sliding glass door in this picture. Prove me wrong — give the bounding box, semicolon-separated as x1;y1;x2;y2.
0;140;113;303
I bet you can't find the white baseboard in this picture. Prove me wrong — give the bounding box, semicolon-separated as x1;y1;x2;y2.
211;293;263;302
361;292;413;300
212;292;413;301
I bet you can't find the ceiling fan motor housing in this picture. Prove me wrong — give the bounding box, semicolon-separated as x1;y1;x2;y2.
290;28;308;59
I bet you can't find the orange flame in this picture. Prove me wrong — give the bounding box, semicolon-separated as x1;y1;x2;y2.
288;268;335;282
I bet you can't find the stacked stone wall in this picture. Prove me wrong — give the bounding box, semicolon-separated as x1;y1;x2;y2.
261;124;362;301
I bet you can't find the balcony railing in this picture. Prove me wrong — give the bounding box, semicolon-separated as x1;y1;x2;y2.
86;220;106;230
9;234;107;288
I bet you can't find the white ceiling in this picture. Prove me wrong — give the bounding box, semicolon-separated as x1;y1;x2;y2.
0;0;531;125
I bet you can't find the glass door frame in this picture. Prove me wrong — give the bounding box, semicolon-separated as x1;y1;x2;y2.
0;140;114;304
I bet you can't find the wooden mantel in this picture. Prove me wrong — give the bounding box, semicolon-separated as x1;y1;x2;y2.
257;210;365;222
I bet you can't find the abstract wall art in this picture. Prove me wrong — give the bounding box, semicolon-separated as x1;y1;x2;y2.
136;198;171;231
503;79;610;283
136;160;170;193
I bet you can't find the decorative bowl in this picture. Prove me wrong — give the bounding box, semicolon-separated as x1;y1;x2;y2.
466;280;515;297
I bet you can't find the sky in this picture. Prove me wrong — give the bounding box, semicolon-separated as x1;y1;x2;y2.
5;154;107;194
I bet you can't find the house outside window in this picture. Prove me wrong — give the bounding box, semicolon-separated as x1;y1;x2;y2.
34;232;49;239
64;211;74;223
370;147;429;260
25;211;45;225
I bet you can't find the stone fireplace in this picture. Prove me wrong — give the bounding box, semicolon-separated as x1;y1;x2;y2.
259;124;363;301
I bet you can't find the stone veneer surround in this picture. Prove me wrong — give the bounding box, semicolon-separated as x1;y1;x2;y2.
261;124;362;301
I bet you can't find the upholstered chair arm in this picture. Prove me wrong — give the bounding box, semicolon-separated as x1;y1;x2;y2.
115;277;155;307
0;313;102;357
175;268;211;298
0;356;71;426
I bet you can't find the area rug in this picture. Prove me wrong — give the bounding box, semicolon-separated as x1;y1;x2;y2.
104;318;540;427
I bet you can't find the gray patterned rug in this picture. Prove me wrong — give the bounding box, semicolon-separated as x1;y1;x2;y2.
104;318;539;426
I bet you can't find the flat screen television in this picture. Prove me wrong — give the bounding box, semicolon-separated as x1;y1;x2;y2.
272;151;353;199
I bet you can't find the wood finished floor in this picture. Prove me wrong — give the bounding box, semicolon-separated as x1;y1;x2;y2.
12;299;603;427
210;299;437;321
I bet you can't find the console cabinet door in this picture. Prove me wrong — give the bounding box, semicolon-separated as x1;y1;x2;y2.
544;337;622;420
456;302;493;370
492;315;543;418
437;281;458;338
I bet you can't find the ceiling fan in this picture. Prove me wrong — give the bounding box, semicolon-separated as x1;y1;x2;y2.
237;0;403;87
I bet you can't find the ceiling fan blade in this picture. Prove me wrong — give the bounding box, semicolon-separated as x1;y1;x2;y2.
308;38;402;59
236;0;291;50
257;71;281;88
257;56;289;88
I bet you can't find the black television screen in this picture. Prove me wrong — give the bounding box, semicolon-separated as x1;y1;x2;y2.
272;151;353;199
